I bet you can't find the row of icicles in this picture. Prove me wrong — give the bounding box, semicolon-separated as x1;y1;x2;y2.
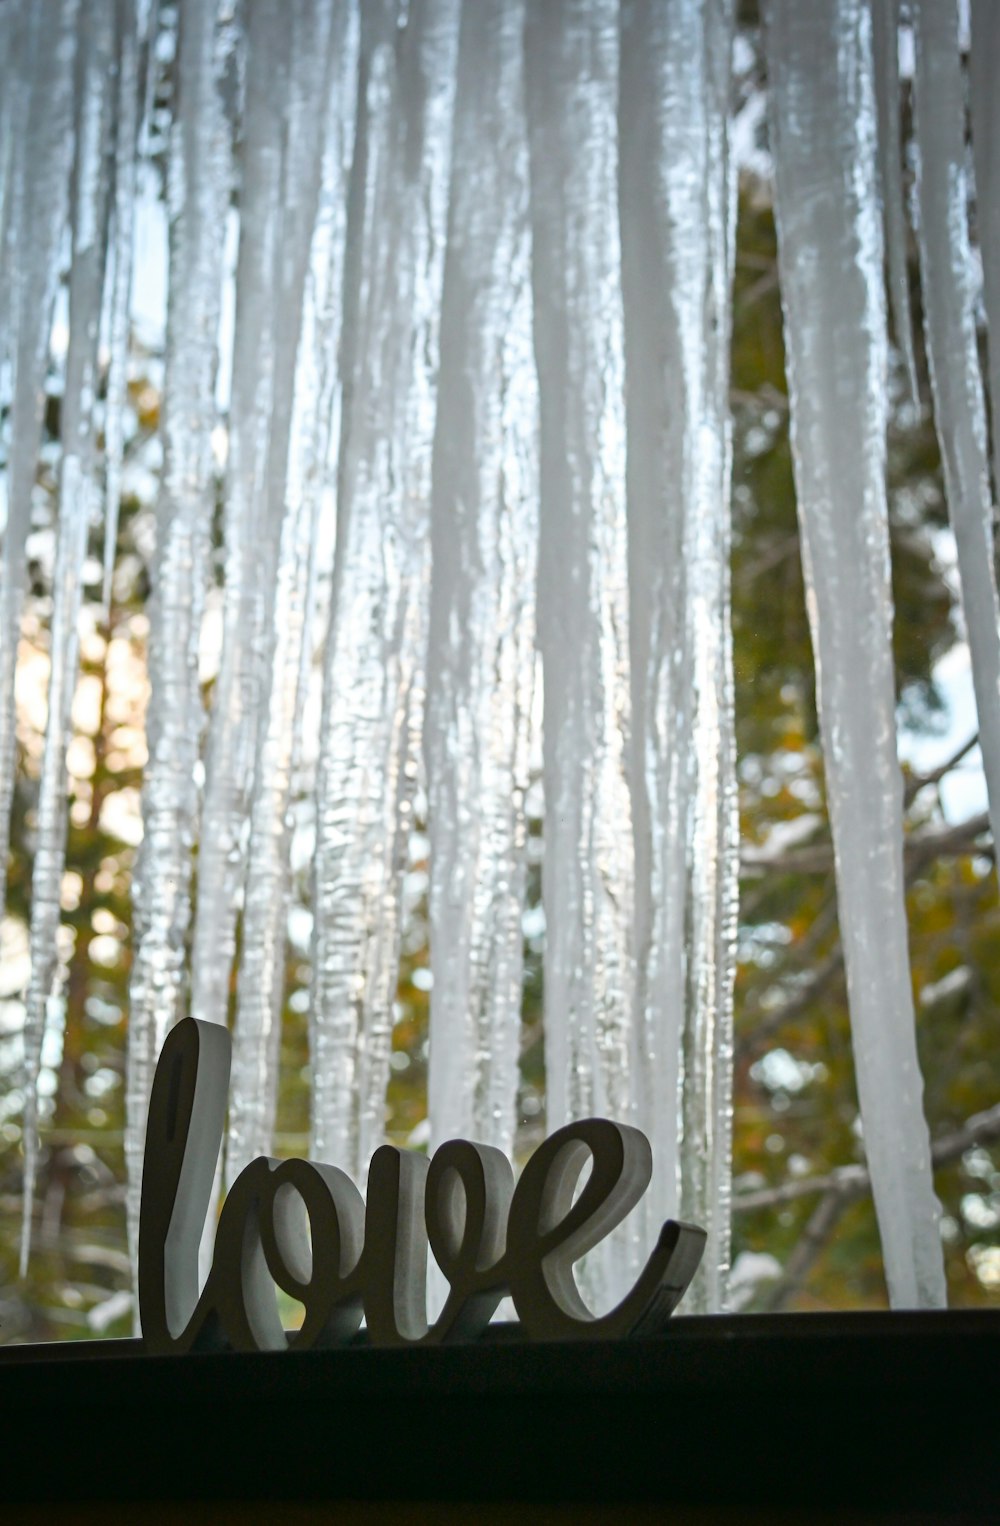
1;0;998;1316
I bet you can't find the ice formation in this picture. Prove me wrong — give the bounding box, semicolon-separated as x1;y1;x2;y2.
872;0;919;401
125;0;238;1270
309;0;460;1183
3;0;993;1315
910;0;1000;871
189;0;291;1034
423;0;536;1161
226;0;360;1186
0;1;78;939
101;1;158;610
970;1;1000;502
523;0;635;1306
763;0;946;1306
20;0;116;1275
619;0;738;1312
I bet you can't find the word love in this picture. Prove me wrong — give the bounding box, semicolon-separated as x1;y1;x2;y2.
139;1018;705;1354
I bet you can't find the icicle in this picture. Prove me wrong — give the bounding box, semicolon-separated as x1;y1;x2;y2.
310;0;460;1182
970;0;1000;501
20;0;116;1276
523;0;634;1309
763;0;946;1307
126;0;239;1281
226;0;359;1187
872;0;919;402
101;0;159;611
189;0;288;1030
910;4;1000;883
424;0;536;1160
0;1;78;934
0;0;27;354
619;0;737;1313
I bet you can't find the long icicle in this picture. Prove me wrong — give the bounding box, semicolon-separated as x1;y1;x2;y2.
619;0;738;1313
970;0;1000;502
910;3;1000;879
100;0;159;611
0;2;78;935
226;0;359;1187
763;0;945;1307
310;0;460;1182
872;0;919;403
424;0;537;1160
524;0;634;1309
189;0;289;1030
0;0;29;357
126;0;239;1286
20;0;116;1277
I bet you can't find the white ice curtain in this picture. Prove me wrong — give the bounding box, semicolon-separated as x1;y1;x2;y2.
7;0;998;1312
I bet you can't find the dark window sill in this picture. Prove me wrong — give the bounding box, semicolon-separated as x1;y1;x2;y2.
0;1310;997;1513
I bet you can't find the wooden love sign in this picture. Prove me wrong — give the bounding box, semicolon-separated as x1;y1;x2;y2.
138;1018;706;1352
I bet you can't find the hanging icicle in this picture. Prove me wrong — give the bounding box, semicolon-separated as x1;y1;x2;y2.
0;0;27;352
101;0;159;610
226;0;359;1187
619;0;738;1313
763;0;946;1308
126;0;239;1278
524;0;635;1308
872;0;919;403
423;0;536;1161
310;0;460;1183
189;0;289;1031
910;1;1000;883
0;1;79;935
20;0;116;1277
970;1;1000;507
